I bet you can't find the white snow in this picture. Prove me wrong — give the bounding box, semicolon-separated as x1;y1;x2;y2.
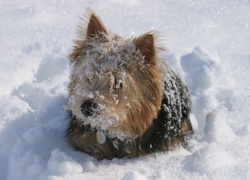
0;0;250;179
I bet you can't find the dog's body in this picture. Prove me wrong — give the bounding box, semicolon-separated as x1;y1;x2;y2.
66;9;192;160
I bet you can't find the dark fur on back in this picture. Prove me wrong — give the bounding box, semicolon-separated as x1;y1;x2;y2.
140;71;192;153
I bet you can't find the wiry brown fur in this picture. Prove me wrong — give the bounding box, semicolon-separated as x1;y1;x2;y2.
66;9;192;160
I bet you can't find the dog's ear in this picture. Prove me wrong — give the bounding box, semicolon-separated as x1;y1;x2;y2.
134;33;156;65
87;13;108;38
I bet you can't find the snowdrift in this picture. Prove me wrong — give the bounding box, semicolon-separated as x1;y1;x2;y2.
1;0;250;179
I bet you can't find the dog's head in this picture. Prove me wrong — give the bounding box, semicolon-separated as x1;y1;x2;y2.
67;9;164;139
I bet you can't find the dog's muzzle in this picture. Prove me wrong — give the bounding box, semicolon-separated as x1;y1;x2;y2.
81;99;97;117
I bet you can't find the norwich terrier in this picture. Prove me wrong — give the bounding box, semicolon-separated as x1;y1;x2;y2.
66;9;192;160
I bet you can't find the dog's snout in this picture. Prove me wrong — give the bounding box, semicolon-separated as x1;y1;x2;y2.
81;100;97;117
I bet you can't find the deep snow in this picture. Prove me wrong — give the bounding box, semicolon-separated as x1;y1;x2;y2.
0;0;250;179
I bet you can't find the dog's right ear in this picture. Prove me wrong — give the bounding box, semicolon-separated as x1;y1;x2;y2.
87;12;108;38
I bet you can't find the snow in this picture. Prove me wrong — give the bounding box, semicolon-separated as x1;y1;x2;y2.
0;0;250;179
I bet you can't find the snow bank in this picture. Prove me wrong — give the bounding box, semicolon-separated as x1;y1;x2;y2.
121;171;148;180
180;47;236;134
1;0;250;179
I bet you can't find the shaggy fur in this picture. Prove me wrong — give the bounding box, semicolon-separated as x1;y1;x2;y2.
66;9;192;160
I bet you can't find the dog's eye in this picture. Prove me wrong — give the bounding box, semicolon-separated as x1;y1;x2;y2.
85;76;92;84
114;78;123;89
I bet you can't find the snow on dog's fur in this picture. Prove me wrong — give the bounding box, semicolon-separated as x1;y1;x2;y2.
66;9;192;160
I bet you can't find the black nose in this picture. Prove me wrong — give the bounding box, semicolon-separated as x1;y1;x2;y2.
81;100;97;117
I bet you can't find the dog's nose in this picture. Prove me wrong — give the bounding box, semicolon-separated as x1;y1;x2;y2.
81;100;97;117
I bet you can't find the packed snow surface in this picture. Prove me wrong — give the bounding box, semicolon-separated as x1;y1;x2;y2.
1;0;250;179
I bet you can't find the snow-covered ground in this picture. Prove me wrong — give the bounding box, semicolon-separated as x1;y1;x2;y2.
1;0;250;179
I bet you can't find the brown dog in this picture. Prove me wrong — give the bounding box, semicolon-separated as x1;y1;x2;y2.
66;9;192;160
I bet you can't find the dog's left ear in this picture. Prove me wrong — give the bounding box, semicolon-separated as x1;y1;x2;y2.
134;33;156;65
87;13;108;38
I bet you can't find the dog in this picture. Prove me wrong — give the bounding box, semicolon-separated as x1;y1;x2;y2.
66;9;192;160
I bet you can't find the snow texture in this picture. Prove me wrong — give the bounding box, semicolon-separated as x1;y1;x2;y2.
1;0;250;179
